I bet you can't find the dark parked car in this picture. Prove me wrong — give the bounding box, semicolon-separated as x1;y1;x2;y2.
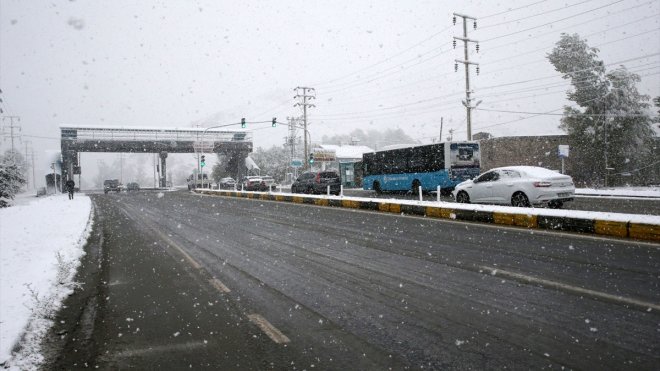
103;179;121;194
241;176;267;191
291;171;341;195
126;182;140;191
218;177;236;190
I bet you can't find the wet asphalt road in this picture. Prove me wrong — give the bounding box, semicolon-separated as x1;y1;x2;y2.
52;190;659;370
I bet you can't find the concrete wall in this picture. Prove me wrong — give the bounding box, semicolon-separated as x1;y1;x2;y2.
479;135;659;186
479;135;571;174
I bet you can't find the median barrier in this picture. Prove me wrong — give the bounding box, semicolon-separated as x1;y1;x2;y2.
537;216;596;234
193;189;660;242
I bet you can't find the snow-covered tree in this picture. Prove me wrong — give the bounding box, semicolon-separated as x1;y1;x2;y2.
0;157;26;207
321;128;418;150
250;146;290;182
548;33;655;185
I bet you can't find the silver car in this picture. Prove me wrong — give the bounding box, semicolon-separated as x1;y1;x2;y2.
452;166;575;208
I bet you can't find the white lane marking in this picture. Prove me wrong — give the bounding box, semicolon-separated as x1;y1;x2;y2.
145;220;203;270
116;203;203;269
247;314;290;344
480;265;660;312
209;278;231;293
111;341;207;359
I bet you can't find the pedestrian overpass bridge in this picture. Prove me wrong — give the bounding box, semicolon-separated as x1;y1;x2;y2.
60;125;253;187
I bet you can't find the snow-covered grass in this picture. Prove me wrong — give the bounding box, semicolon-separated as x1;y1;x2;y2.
0;193;92;370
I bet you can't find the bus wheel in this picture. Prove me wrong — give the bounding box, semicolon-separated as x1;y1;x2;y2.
456;191;470;203
373;181;382;194
412;180;421;196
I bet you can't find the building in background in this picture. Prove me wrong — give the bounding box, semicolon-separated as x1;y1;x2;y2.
316;144;374;188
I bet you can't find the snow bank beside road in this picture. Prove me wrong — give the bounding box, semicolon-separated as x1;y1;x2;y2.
576;187;660;198
0;194;92;369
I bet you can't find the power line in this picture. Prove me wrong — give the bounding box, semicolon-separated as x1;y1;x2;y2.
479;0;600;30
478;62;659;98
483;1;656;53
319;46;450;94
251;98;294;119
313;25;453;88
313;66;659;123
483;11;658;67
481;0;624;42
480;0;550;19
477;52;660;91
475;107;658;117
320;4;657;104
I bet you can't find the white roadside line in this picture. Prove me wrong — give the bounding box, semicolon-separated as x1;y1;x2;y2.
479;265;660;312
576;194;660;200
116;204;203;269
209;278;231;293
247;314;290;344
110;341;208;359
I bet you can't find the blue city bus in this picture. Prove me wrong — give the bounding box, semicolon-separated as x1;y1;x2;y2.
362;142;480;195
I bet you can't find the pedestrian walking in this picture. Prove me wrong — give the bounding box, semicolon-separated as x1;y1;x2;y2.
66;179;75;200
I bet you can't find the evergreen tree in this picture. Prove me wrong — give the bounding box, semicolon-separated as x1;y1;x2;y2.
0;157;26;207
548;33;655;185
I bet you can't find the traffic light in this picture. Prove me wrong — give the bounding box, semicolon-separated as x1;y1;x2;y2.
308;153;314;164
272;117;277;127
200;155;206;167
241;118;246;128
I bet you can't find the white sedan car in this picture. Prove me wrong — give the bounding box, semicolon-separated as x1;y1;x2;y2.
452;166;575;208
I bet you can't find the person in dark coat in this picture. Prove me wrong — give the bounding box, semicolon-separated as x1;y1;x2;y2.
65;179;75;200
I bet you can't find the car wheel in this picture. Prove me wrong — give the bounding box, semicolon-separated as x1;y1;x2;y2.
511;192;530;207
291;185;296;193
373;181;382;194
548;200;563;209
456;191;470;203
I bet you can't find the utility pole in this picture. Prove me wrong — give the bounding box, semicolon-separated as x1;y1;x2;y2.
2;116;21;161
294;87;315;170
285;116;299;159
439;117;444;143
24;141;31;189
453;13;480;141
31;148;36;189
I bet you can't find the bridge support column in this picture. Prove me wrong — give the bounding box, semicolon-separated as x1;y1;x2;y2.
159;152;168;188
62;150;77;192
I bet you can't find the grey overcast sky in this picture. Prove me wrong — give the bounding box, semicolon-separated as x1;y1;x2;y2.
1;0;659;171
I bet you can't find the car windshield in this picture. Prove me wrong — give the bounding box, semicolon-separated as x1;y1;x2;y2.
2;2;658;370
